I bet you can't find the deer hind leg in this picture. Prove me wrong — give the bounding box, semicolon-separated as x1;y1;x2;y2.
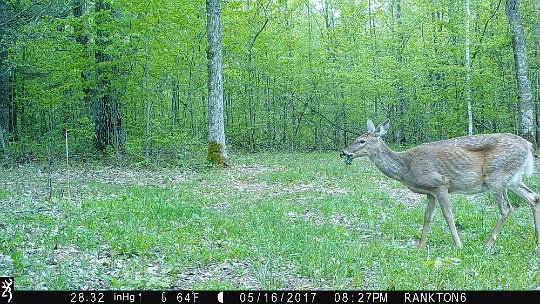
532;205;540;250
435;188;462;248
417;194;437;248
486;188;512;247
509;182;540;248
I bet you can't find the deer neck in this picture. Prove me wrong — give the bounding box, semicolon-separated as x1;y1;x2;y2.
369;140;408;181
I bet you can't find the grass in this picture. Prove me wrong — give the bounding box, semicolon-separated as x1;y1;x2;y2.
0;152;539;290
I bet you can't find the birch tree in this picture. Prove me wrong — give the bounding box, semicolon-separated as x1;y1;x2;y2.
466;0;473;135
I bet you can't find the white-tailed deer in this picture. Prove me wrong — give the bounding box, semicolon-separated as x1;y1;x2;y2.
340;120;540;249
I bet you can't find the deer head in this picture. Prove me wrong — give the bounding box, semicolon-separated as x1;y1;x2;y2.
340;119;389;161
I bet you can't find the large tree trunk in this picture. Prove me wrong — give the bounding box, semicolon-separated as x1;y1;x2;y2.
533;0;540;144
94;0;123;152
505;0;535;146
206;0;227;166
0;1;10;157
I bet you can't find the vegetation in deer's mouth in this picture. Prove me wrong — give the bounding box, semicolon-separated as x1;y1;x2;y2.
344;154;354;165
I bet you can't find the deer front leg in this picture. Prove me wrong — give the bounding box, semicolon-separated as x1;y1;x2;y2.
417;194;437;248
435;188;463;248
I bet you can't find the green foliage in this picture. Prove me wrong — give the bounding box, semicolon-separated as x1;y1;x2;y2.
2;153;540;289
2;0;539;160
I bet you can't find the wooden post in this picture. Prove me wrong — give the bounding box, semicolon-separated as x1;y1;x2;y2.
65;128;71;202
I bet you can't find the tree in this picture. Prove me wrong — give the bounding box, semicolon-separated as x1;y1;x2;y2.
206;0;227;166
466;0;473;135
505;0;535;146
93;0;124;153
533;0;540;144
144;32;151;161
1;0;537;160
0;0;70;160
246;0;270;153
0;0;11;159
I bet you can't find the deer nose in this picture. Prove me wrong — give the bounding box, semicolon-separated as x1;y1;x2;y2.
340;151;352;158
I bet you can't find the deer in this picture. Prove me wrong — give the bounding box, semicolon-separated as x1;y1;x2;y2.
340;120;540;249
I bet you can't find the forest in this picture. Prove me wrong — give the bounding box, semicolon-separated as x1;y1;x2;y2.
0;0;538;163
2;0;540;293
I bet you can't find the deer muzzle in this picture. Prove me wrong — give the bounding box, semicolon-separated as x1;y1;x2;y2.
340;150;354;165
340;150;353;158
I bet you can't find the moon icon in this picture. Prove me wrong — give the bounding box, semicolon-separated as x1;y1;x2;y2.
217;291;224;303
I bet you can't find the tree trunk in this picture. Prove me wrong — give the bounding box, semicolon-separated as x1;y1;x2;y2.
144;35;151;160
368;0;379;119
0;124;8;160
393;0;406;145
0;1;10;155
187;48;195;146
264;73;272;147
533;0;540;144
466;0;473;135
245;2;269;153
172;77;179;129
206;0;227;166
247;51;255;152
505;0;535;146
111;93;122;163
94;0;122;152
0;46;8;153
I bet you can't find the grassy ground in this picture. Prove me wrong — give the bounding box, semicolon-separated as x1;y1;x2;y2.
1;152;539;290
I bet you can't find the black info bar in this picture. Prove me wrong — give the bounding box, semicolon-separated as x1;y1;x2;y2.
2;290;540;304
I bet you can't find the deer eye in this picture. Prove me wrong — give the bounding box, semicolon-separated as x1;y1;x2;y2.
359;139;366;144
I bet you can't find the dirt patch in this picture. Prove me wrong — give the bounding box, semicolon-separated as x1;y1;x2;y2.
286;210;377;239
222;163;350;198
0;164;189;205
226;164;277;179
282;183;349;195
225;180;349;197
174;260;261;289
228;179;270;194
174;259;334;289
287;210;324;225
201;178;350;208
75;166;188;187
210;201;232;211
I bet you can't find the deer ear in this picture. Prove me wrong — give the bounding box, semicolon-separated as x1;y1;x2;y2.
376;120;390;136
367;120;375;133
